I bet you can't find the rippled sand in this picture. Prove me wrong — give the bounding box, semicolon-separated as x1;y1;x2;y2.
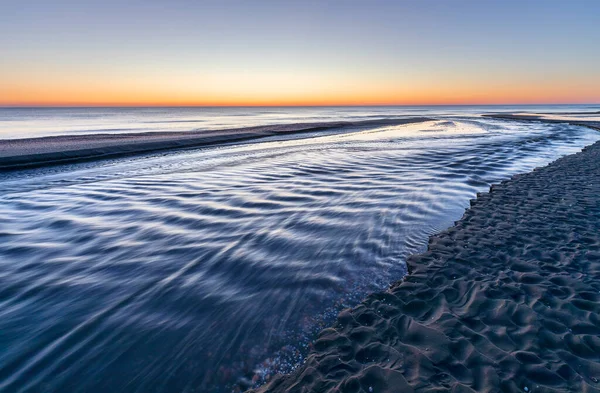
254;129;600;393
0;118;428;170
0;119;598;392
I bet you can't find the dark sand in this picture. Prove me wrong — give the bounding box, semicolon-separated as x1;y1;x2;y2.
484;114;600;131
252;131;600;392
0;118;430;170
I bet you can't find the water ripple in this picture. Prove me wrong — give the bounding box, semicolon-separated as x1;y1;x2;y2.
0;119;598;392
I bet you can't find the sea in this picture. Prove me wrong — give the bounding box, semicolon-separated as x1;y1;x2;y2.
0;105;599;392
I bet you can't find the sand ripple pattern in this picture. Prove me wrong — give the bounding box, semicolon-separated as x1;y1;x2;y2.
0;120;598;392
256;141;600;393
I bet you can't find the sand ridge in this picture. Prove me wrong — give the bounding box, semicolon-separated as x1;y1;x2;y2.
484;114;600;132
252;138;600;392
0;118;430;171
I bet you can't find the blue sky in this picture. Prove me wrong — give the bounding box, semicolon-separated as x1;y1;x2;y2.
2;0;599;105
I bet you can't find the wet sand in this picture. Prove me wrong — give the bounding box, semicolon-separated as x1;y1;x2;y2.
484;114;600;130
252;127;600;392
0;118;429;170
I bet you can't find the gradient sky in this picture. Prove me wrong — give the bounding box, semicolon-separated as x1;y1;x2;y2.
1;0;599;106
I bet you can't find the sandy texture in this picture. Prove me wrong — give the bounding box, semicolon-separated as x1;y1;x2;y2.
252;139;600;393
0;118;430;170
484;114;600;131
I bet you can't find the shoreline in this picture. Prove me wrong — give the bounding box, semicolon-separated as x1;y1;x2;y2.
0;117;430;171
484;113;600;131
251;124;600;392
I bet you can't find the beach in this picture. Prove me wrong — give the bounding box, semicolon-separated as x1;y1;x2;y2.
1;108;599;392
3;0;600;391
0;118;429;170
484;113;600;131
252;123;600;392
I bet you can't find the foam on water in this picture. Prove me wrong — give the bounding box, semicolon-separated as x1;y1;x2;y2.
0;117;598;392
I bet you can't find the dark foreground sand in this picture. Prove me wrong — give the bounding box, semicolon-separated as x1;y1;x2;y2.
0;118;429;170
252;137;600;392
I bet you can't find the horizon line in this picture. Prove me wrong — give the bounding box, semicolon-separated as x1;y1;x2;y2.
1;102;599;109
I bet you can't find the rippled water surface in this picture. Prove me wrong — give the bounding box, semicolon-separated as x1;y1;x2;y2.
0;112;599;392
1;104;599;139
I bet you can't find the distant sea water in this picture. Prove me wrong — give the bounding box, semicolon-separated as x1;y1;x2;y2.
1;104;599;139
0;106;599;393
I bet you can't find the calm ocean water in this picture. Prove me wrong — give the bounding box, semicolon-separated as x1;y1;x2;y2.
1;105;599;139
0;106;599;392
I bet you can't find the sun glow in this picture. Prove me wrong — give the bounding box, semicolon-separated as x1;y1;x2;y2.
2;1;599;107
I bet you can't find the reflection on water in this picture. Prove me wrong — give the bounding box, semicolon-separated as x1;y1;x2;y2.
0;104;598;139
0;118;598;392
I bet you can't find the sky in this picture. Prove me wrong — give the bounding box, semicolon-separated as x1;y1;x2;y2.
1;0;599;106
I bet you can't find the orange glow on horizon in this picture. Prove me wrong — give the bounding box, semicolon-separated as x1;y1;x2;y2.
3;1;599;109
3;55;599;107
0;94;600;107
2;74;599;107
